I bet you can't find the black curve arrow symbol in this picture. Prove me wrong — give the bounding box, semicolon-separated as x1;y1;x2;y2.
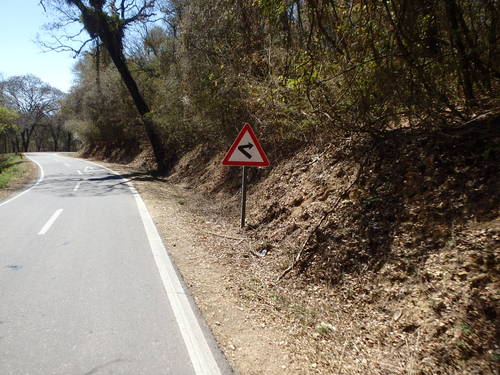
238;142;254;159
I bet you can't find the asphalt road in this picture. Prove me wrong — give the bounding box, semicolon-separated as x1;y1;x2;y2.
0;153;230;375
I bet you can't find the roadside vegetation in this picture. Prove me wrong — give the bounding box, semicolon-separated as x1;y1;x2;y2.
0;75;78;153
0;154;27;189
35;0;498;167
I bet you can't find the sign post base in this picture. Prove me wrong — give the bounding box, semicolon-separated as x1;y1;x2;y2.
240;166;247;229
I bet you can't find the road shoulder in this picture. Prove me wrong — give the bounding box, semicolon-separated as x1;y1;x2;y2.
81;159;292;375
0;155;38;203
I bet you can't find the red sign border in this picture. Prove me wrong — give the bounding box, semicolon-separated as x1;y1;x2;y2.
222;123;270;167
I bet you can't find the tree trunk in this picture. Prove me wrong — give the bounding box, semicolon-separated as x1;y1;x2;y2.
110;53;169;173
108;50;168;172
13;135;20;153
50;127;60;151
67;0;170;172
21;130;30;152
66;132;73;151
444;0;475;103
91;21;168;172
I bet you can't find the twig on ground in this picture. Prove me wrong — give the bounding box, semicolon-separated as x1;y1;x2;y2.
336;338;349;374
202;230;246;241
303;145;331;167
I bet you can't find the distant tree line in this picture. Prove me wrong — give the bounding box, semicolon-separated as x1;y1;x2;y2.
0;74;78;153
40;0;498;170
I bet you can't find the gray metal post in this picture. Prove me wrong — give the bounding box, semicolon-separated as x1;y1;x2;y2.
240;166;247;228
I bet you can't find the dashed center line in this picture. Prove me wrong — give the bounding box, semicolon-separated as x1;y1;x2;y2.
73;181;82;192
38;209;63;235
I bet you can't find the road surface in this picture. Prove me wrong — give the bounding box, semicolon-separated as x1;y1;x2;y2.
0;153;230;375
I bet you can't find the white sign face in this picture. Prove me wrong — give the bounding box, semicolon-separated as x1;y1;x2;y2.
227;131;263;163
222;124;270;167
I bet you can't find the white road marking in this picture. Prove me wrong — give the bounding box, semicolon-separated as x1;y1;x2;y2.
85;160;222;375
73;181;82;192
38;209;63;235
0;154;44;208
77;170;82;175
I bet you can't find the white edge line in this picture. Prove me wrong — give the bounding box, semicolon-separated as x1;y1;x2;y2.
38;208;63;235
0;154;45;208
84;160;222;375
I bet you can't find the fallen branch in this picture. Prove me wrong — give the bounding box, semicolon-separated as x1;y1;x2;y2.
277;158;366;282
202;230;246;241
303;145;332;167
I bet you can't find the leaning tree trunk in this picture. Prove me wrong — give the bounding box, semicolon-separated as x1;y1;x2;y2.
104;44;168;173
66;0;170;173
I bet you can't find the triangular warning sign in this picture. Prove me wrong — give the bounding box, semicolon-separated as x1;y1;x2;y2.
222;123;270;167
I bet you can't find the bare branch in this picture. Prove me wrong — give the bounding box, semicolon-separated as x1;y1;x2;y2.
120;0;126;18
39;35;95;57
123;0;156;26
39;0;47;12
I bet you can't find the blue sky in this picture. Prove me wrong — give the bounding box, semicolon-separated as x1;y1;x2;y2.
0;1;81;92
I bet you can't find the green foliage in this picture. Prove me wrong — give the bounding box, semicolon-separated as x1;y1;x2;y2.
62;53;141;152
455;322;472;335
482;144;500;160
0;74;72;152
0;106;18;134
254;0;286;19
0;154;23;188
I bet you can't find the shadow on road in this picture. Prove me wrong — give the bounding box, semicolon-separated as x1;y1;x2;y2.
32;171;161;198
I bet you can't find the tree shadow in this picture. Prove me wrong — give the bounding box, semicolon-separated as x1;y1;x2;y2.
0;159;23;173
299;115;499;284
32;170;164;198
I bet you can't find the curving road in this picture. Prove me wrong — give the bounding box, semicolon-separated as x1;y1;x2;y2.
0;153;230;375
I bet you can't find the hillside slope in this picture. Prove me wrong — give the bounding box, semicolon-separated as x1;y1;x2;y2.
87;114;499;373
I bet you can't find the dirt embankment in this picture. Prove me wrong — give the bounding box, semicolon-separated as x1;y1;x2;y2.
87;115;499;374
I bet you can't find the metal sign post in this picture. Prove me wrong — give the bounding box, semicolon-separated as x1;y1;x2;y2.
222;123;270;229
240;166;247;228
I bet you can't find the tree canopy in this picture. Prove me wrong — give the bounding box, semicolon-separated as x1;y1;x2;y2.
0;74;75;153
33;0;499;165
0;106;18;135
